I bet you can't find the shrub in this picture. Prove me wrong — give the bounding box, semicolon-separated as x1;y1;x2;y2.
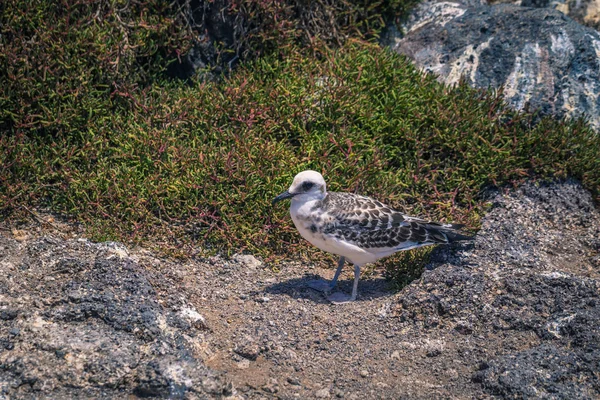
1;2;598;282
2;40;599;264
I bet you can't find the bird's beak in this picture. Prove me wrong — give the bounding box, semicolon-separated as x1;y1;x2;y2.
272;190;295;206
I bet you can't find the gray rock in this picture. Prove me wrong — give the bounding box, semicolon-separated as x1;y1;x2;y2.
384;2;600;129
0;237;228;399
167;0;239;80
400;179;600;398
234;339;260;360
287;376;301;386
495;0;600;30
473;344;600;398
232;253;263;269
262;378;280;393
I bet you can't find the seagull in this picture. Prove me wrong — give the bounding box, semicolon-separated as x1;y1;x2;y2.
272;170;473;303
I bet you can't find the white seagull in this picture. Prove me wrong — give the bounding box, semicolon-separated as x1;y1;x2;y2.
272;170;473;303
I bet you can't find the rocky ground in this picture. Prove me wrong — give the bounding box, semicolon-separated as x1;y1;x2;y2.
1;180;599;399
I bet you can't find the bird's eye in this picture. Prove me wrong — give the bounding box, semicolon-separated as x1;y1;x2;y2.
302;181;315;191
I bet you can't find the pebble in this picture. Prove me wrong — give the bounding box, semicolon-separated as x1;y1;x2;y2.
287;377;301;386
234;342;260;360
233;254;262;269
236;359;250;369
257;296;270;303
426;348;442;357
262;378;279;393
360;370;369;378
315;387;330;398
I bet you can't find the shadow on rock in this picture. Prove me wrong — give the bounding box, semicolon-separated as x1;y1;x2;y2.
264;274;394;303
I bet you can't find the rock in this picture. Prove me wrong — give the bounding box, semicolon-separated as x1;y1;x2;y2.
425;348;442;357
257;296;270;303
399;180;600;398
177;305;209;330
454;321;474;335
384;2;600;129
167;0;239;80
287;376;301;386
234;340;260;360
262;378;280;393
473;344;600;398
494;0;600;30
0;309;18;320
232;253;263;269
315;387;331;398
0;237;227;398
236;359;250;370
2;180;598;399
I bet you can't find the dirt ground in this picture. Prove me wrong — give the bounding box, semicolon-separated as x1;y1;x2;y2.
1;180;599;399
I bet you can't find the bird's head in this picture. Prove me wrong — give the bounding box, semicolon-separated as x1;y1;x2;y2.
272;170;327;206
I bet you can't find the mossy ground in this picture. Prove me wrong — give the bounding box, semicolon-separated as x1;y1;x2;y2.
1;1;599;282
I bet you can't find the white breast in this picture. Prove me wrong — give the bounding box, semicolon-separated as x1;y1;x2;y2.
289;200;376;266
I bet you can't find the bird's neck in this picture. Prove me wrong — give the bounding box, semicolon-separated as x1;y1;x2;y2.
290;195;324;220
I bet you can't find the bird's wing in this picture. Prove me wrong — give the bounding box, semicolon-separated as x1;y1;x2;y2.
320;192;470;250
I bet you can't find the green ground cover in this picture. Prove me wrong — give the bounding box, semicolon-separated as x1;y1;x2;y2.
1;1;598;279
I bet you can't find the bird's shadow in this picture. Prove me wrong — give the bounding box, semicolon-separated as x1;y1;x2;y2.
263;242;477;304
264;274;394;304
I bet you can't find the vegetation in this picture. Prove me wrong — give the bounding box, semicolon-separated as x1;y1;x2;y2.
1;1;599;279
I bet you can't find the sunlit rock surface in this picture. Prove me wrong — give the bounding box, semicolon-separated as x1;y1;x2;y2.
384;2;600;128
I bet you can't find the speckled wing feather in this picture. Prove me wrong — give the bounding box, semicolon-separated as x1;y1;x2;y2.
319;192;471;249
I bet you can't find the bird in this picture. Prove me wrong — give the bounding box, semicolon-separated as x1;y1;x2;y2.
272;170;473;303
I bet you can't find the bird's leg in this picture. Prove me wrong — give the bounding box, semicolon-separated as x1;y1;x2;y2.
350;264;360;301
329;256;345;290
327;264;360;304
307;256;345;293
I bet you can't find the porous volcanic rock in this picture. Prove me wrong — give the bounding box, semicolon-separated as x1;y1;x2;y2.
399;180;600;398
384;2;600;129
494;0;600;30
0;238;230;399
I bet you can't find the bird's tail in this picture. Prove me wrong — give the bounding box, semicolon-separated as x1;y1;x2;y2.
424;222;474;243
444;229;475;242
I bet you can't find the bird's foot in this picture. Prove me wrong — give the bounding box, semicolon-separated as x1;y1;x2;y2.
327;292;356;304
307;279;334;293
